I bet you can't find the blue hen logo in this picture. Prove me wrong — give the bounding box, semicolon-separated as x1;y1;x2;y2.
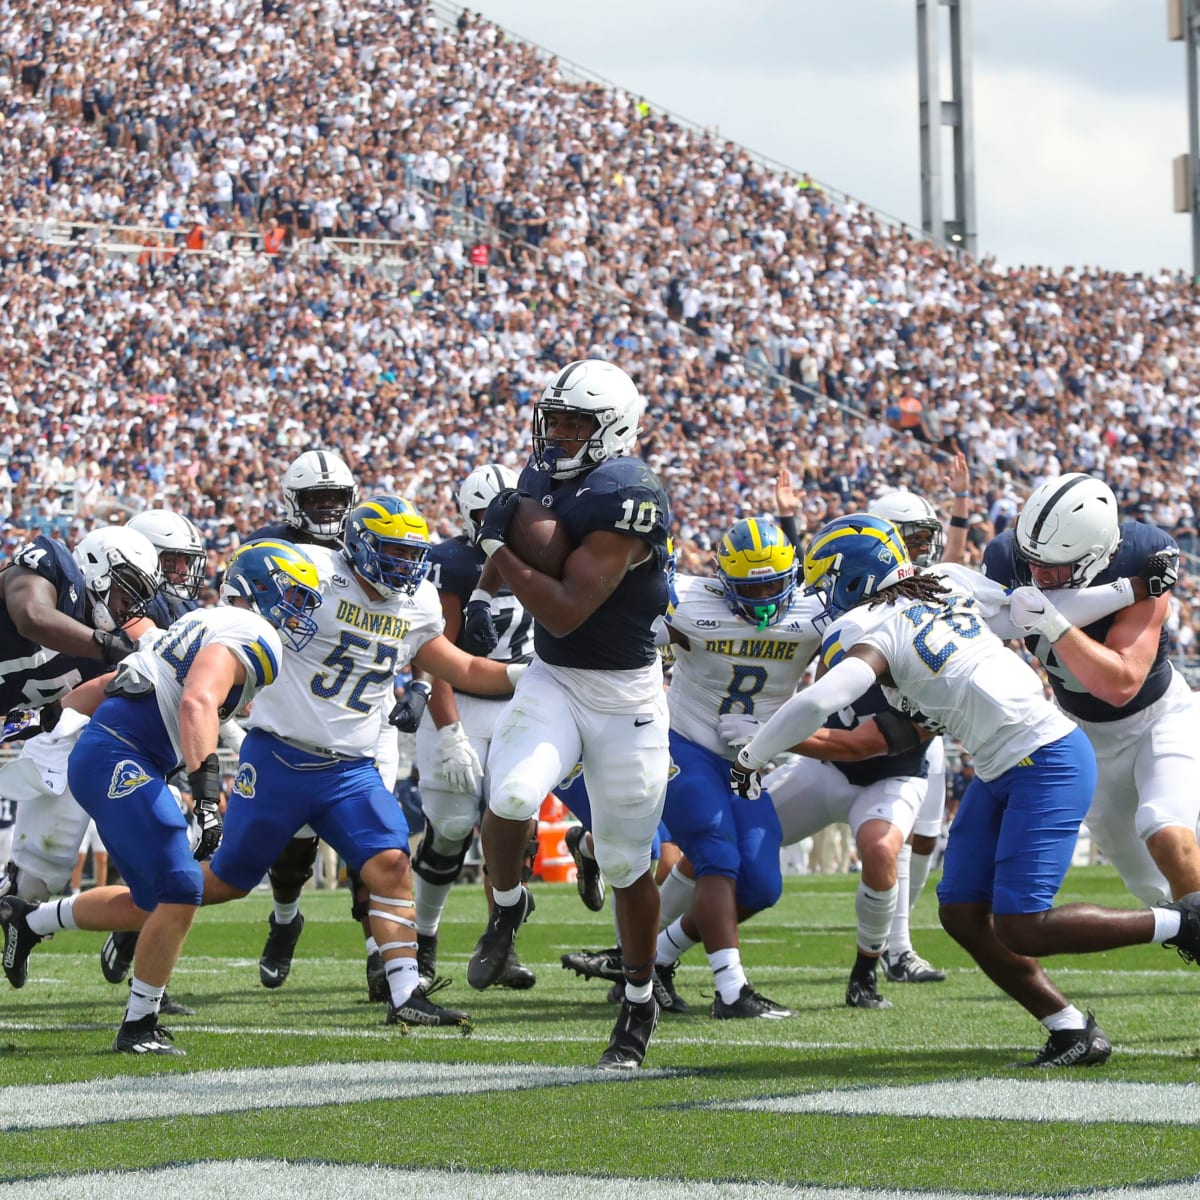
108;760;151;799
232;764;257;799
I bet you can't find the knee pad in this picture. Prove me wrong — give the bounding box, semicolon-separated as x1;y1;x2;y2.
0;860;51;904
158;864;204;907
487;777;541;824
594;837;652;891
412;828;473;887
736;859;782;913
267;835;320;896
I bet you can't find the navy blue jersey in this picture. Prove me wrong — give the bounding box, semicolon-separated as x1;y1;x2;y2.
0;536;105;710
982;522;1175;722
518;457;671;670
427;534;533;668
825;685;929;787
146;591;199;630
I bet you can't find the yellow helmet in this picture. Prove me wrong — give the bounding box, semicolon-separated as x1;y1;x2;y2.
344;496;431;596
716;518;796;629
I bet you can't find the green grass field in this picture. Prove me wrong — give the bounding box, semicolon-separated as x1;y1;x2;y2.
3;867;1200;1198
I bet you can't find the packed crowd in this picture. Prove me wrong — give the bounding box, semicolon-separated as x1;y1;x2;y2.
0;0;1198;646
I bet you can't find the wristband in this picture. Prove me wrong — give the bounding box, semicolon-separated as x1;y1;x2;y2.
187;752;221;804
468;588;493;605
949;515;969;530
954;491;970;498
505;662;528;688
479;539;504;560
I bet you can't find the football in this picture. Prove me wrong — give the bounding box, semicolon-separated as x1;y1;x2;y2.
506;496;571;579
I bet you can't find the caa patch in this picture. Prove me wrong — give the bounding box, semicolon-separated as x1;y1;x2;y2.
233;763;257;799
108;759;151;799
332;573;350;588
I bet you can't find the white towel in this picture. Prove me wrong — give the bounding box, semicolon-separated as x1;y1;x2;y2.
0;708;91;800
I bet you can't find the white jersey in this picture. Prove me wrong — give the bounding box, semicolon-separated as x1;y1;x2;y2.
247;545;443;757
823;574;1075;782
118;606;284;767
666;574;823;758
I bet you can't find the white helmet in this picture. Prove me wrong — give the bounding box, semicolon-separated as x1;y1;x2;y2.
73;526;162;631
127;509;206;600
1015;473;1120;588
868;491;944;568
282;449;358;539
457;464;519;541
533;359;644;479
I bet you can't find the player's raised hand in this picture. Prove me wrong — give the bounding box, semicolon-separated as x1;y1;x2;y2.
945;452;970;498
774;468;799;518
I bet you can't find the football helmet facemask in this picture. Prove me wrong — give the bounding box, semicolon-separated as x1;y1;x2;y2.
73;526;162;632
220;539;322;651
457;464;520;542
344;496;431;598
868;491;944;568
716;518;797;630
282;449;358;539
533;359;644;480
127;509;207;601
802;514;914;626
1015;473;1120;589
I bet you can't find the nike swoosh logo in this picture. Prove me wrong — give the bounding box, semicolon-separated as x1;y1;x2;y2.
634;717;654;727
261;966;281;979
576;487;590;495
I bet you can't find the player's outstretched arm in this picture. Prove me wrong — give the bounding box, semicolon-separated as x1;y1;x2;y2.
3;570;102;659
942;452;971;565
412;634;522;697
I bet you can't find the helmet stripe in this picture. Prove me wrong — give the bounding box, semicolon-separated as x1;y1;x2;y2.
1027;475;1087;544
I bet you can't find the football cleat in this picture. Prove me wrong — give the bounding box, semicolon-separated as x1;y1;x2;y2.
598;995;659;1070
0;896;45;989
653;961;690;1015
159;989;196;1016
101;930;139;984
565;824;605;912
1022;1012;1112;1068
712;983;793;1019
497;949;536;990
846;975;892;1010
366;950;389;1003
386;979;470;1028
560;946;624;983
467;887;534;990
416;932;438;991
1161;894;1200;965
605;980;624;1004
113;1013;184;1056
882;948;946;983
259;912;304;988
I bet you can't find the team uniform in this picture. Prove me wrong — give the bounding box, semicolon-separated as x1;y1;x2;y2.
67;607;283;912
486;457;673;891
983;523;1197;904
664;573;822;910
208;545;443;892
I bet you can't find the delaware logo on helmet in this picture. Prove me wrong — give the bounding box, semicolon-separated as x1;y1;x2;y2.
108;760;152;799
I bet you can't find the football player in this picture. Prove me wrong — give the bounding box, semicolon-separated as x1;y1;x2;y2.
650;518;820;1018
409;464;537;991
200;499;521;1027
0;539;319;1055
466;358;673;1070
982;473;1197;906
731;514;1199;1067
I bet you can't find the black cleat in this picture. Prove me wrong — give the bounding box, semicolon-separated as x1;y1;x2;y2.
101;930;139;984
259;913;304;988
416;932;438;991
1161;894;1200;965
846;975;892;1010
386;978;470;1028
467;888;534;990
113;1013;184;1056
882;948;946;983
497;949;536;990
566;824;605;912
598;996;659;1070
713;983;793;1019
0;896;44;989
1022;1012;1112;1068
652;960;690;1015
366;950;389;1003
560;946;624;983
605;980;624;1004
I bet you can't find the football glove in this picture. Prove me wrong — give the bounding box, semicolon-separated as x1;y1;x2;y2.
475;488;522;558
461;598;499;656
1142;547;1180;598
389;679;432;732
729;747;763;800
717;712;761;750
188;753;223;861
1008;585;1071;643
93;628;136;666
437;722;483;794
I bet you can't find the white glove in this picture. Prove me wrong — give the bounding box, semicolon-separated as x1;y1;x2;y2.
505;662;528;689
1009;585;1072;643
437;722;483;794
717;712;761;750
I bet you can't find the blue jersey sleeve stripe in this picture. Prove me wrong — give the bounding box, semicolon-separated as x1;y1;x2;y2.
821;639;845;669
